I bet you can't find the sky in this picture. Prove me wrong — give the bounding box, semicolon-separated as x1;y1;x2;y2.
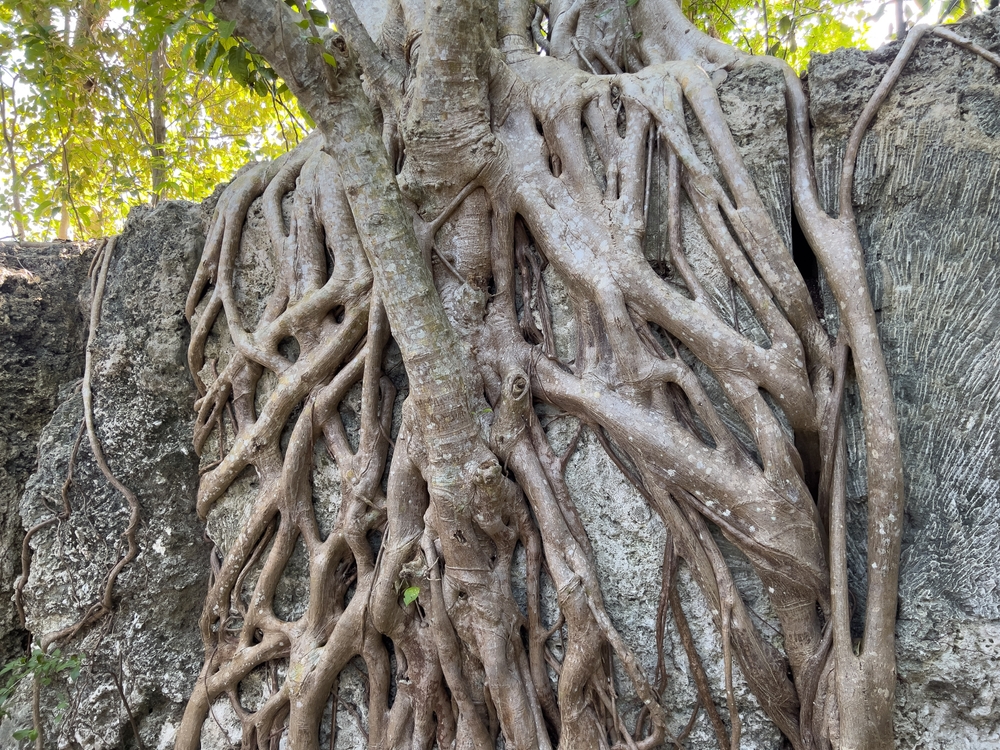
862;0;959;47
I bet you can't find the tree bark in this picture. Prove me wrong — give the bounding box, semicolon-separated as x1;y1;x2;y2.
172;0;936;747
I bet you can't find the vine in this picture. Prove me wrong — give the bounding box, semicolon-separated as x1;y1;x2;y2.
13;236;143;745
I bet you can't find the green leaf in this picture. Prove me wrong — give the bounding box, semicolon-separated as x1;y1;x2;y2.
227;46;250;86
0;1;313;240
203;39;223;73
13;728;38;741
0;660;21;677
296;19;310;29
218;19;237;39
321;52;338;68
194;35;210;69
180;36;195;65
402;586;420;606
308;9;330;26
165;13;192;39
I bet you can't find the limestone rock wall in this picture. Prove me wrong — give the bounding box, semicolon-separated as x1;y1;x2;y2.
0;203;209;749
0;13;997;748
0;243;93;665
809;11;1000;747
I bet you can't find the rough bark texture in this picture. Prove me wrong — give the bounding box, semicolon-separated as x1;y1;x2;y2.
0;7;998;750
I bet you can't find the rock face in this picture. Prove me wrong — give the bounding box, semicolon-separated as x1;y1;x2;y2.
809;12;1000;747
0;243;93;664
0;14;997;749
0;204;209;749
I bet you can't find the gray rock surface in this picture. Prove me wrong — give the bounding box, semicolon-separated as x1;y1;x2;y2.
0;203;209;749
0;243;93;664
810;10;1000;747
0;13;997;748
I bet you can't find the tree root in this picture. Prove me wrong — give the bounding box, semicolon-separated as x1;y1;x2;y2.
18;238;142;657
173;1;998;748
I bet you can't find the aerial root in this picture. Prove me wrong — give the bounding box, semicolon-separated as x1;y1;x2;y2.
13;237;146;747
670;575;731;750
930;25;1000;67
838;26;931;221
174;139;403;749
841;23;1000;225
594;430;746;750
15;420;83;630
168;6;991;743
21;238;144;653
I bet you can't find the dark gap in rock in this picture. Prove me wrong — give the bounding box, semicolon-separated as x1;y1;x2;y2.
368;528;383;560
791;209;824;318
278;335;299;363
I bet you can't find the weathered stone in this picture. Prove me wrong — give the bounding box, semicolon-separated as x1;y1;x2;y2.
0;13;998;748
0;242;93;664
0;203;209;749
810;10;1000;747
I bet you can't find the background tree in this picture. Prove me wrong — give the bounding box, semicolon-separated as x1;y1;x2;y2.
0;0;309;241
1;0;981;241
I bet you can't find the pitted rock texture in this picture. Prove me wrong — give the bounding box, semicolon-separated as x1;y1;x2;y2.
0;242;93;664
0;203;209;749
0;16;998;748
810;10;1000;747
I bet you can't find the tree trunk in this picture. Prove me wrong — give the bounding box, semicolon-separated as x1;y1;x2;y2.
0;80;25;242
150;40;168;205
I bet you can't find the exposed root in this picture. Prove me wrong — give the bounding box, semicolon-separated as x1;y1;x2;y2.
15;420;83;630
164;0;990;747
18;237;143;657
931;24;1000;67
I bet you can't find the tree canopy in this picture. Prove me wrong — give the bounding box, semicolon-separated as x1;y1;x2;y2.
1;0;983;242
0;0;308;241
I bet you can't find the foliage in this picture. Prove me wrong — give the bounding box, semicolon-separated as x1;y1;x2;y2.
682;0;987;68
0;647;81;740
0;0;989;240
402;586;421;606
683;0;868;66
0;0;310;241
